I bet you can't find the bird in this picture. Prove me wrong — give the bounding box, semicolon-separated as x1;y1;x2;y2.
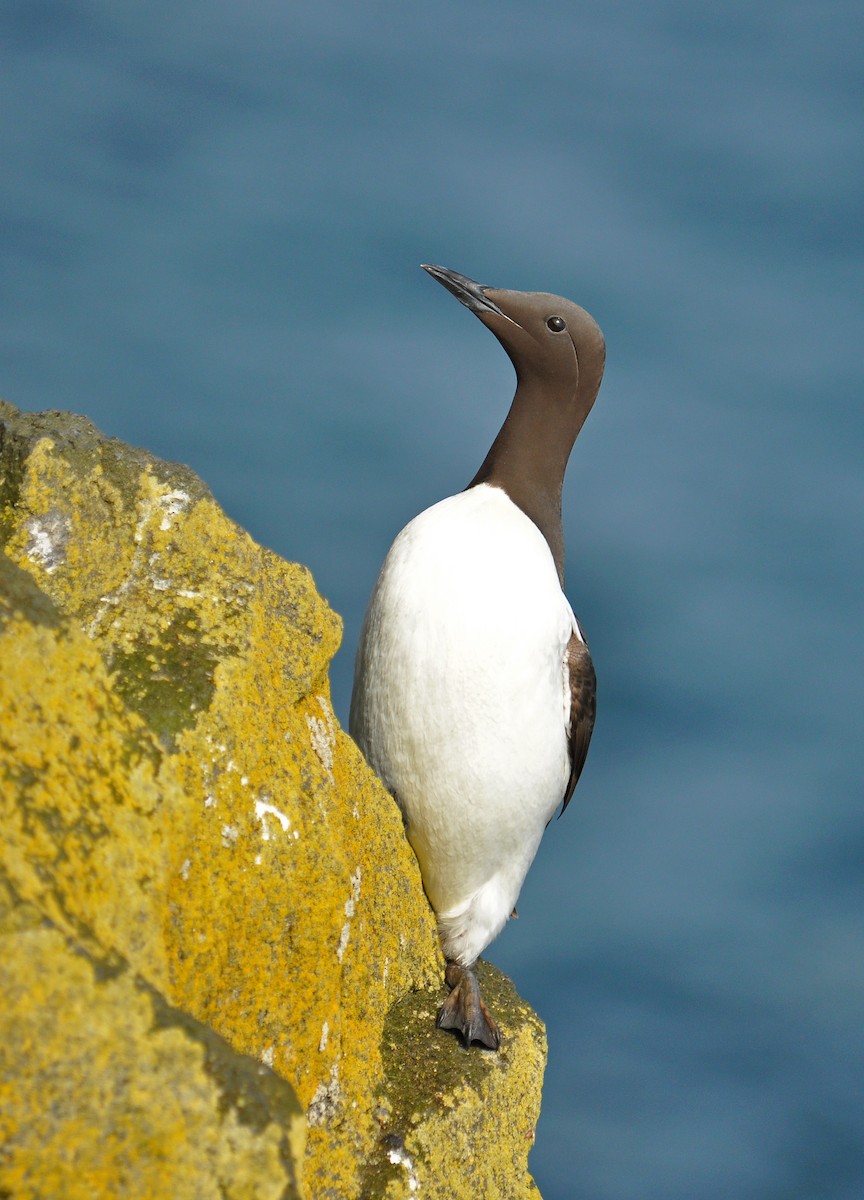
350;264;604;1049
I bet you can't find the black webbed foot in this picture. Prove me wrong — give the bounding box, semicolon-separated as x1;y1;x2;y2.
436;961;501;1050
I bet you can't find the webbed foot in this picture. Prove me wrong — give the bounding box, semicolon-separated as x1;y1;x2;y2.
436;961;501;1050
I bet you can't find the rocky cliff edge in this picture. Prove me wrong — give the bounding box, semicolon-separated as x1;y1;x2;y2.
0;400;546;1200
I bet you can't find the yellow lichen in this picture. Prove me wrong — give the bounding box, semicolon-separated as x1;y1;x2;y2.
0;401;546;1199
0;904;303;1199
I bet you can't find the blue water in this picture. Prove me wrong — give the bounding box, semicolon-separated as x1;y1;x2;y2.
2;3;862;1196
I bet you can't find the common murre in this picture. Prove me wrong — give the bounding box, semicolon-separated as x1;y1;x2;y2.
350;264;605;1048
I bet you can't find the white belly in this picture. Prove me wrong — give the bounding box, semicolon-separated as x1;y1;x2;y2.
350;483;573;965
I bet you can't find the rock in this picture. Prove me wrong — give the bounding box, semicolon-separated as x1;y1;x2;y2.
366;961;546;1200
0;399;546;1199
0;874;306;1200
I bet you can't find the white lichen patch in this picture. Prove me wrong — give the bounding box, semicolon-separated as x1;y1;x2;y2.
158;488;191;531
336;867;362;963
347;867;361;915
260;1045;275;1068
307;695;336;781
24;510;70;575
221;823;238;848
336;923;351;963
254;799;292;842
132;487;159;545
179;858;191;881
306;1063;341;1127
318;1021;329;1053
387;1142;420;1193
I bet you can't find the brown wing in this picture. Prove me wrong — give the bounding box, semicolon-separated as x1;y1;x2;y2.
560;624;596;816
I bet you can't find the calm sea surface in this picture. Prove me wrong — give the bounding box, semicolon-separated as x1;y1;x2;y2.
2;3;862;1196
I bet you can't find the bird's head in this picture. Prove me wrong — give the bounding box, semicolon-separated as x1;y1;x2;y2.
421;263;605;409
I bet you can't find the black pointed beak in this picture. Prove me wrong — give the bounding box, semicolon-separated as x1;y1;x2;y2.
421;264;513;322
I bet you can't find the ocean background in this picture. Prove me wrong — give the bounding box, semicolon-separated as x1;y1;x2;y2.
2;2;862;1196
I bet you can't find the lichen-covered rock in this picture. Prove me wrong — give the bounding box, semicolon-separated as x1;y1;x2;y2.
0;875;305;1200
367;960;546;1199
0;399;546;1199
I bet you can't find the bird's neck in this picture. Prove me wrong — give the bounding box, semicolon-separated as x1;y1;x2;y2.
467;376;586;586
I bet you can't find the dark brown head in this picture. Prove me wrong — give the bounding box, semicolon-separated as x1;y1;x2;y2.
421;263;605;583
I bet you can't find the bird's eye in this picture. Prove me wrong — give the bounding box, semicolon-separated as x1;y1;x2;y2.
546;316;566;332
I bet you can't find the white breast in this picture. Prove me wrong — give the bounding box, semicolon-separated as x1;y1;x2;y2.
350;483;574;965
